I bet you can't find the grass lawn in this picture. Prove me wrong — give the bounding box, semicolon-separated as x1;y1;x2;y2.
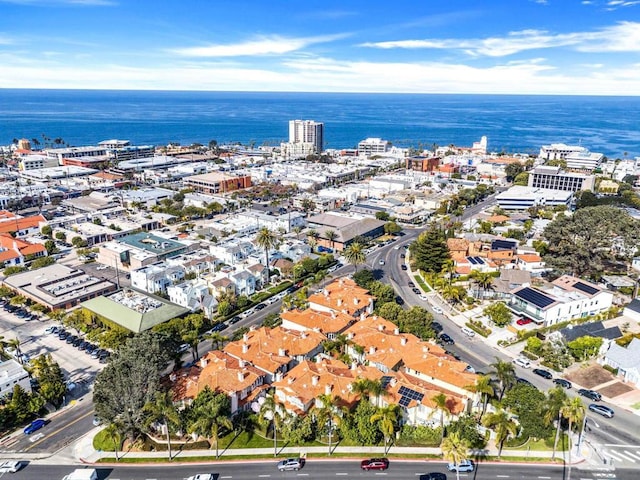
217;430;324;450
414;274;431;293
93;428;121;452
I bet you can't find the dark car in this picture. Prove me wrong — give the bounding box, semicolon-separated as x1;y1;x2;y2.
533;368;553;380
229;316;241;324
401;264;408;270
85;344;97;355
78;341;90;350
58;331;69;340
360;458;389;471
578;389;602;401
517;377;535;387
23;419;46;435
72;337;83;347
420;474;447;480
412;287;421;295
408;281;415;288
431;322;443;333
255;303;267;311
66;335;78;344
400;253;405;258
445;350;461;360
439;333;454;345
553;378;572;389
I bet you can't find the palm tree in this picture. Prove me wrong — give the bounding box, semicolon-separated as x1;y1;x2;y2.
441;431;470;480
189;403;233;458
561;397;585;480
260;392;284;457
440;259;456;286
490;358;516;400
9;295;27;307
482;409;518;458
324;229;338;252
440;284;465;305
313;394;344;455
143;391;181;461
7;338;21;361
207;332;228;350
370;405;400;454
255;227;279;285
544;386;568;460
104;422;122;461
343;242;366;272
432;393;452;442
465;375;494;420
471;271;494;299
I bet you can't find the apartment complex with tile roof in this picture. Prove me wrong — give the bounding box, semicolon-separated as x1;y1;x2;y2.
224;326;326;381
307;277;375;318
0;211;46;237
280;308;355;338
272;358;383;415
0;233;46;265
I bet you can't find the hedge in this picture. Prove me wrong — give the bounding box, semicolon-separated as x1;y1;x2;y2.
465;321;491;338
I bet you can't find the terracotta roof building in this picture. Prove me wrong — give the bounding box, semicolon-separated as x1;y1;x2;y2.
307;277;375;318
280;308;356;339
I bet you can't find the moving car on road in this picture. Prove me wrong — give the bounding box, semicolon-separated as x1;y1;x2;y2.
420;474;447;480
23;419;46;435
553;378;572;389
277;458;304;471
447;460;474;472
0;461;25;473
186;474;216;480
589;404;614;418
360;458;389;471
578;389;602;401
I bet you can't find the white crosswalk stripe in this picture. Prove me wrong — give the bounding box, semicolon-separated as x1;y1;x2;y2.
623;450;640;460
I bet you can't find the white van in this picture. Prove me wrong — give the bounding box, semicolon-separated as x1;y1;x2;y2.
461;326;476;338
514;357;531;368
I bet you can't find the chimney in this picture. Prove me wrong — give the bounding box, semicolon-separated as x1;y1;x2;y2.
337;298;342;306
422;345;429;353
200;357;208;368
237;371;245;382
394;328;399;335
401;337;408;346
325;384;332;395
288;376;295;384
351;362;358;370
169;372;177;382
278;348;286;357
312;375;319;386
378;324;384;332
339;278;344;286
275;371;283;382
323;289;329;296
390;377;397;387
360;312;365;321
239;359;246;368
301;332;307;339
347;332;354;340
353;297;359;305
243;333;249;342
242;343;249;353
369;346;376;355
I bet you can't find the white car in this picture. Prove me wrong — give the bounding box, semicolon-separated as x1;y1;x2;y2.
0;461;24;473
419;294;428;301
447;460;474;472
514;357;532;368
432;306;443;314
461;326;476;338
96;265;108;271
186;474;215;480
393;245;401;250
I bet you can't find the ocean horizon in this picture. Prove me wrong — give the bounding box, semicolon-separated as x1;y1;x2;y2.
2;89;639;158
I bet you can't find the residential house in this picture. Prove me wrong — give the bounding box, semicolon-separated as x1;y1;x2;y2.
209;240;255;266
0;234;47;266
247;263;268;289
307;277;375;319
169;350;267;414
224;326;326;382
0;211;46;238
130;263;185;295
602;338;640;388
623;298;640;323
490;270;531;299
272;358;383;415
229;270;256;297
280;308;356;339
514;253;547;276
0;359;32;398
207;276;235;300
167;280;218;319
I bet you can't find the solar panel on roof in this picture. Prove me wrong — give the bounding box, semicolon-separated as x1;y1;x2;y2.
474;256;484;264
399;396;411;407
516;287;555;309
380;376;392;388
492;239;516;250
398;386;424;401
468;256;478;265
573;281;598;295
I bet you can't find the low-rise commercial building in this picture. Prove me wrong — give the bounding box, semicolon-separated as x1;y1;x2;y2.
0;359;31;398
528;166;595;192
495;186;573;210
184;172;252;195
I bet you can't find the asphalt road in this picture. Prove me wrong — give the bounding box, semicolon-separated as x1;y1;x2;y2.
6;460;633;480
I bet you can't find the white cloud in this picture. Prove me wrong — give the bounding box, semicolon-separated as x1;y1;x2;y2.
171;34;348;57
360;21;640;56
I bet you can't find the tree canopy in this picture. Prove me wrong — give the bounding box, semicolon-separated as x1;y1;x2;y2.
410;227;450;274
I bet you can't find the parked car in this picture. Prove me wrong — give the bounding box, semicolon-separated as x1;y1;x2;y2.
177;343;190;354
517;377;535;387
66;335;77;344
432;306;443;314
461;326;476;338
513;357;531;368
72;337;83;347
533;368;553;379
379;259;385;265
516;317;533;326
439;333;454;345
186;475;216;480
58;331;69;340
360;458;389;471
401;264;408;270
412;287;421;295
23;419;46;435
447;460;474;472
553;378;572;389
92;415;103;427
44;325;58;335
229;316;241;325
408;281;415;288
277;458;304;471
255;303;267;311
420;473;447;480
589;404;614;418
85;344;97;355
578;389;602;401
431;322;443;333
78;341;90;351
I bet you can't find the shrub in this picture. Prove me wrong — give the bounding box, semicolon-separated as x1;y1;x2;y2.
465;321;491;337
602;364;618;375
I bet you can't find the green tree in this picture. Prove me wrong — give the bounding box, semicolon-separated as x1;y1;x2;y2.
343;242;366;272
544;386;568;460
93;331;173;440
384;221;401;235
352;269;375;288
432;393;452;443
104;422;123;461
440;431;470;480
189;391;233;458
260;392;285;457
561;397;586;480
471;271;494;299
375;211;391;221
30;256;56;269
44;240;58;255
490;358;516;400
503;383;551;441
410;227;450;274
255;227;279;285
482;409;518;458
465;375;494;420
371;405;400;454
41;225;52;237
567;336;603;361
31;354;66;407
55;231;66;242
483;302;513;327
513;172;529;186
505;163;525;181
143;391;181;461
324;229;338;251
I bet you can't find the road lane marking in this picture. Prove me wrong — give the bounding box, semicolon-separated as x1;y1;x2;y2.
605;450;627;462
538;477;551;479
624;450;640;460
604;444;640;447
497;476;510;478
220;477;233;479
296;475;308;477
336;474;348;476
25;408;94;451
258;476;271;478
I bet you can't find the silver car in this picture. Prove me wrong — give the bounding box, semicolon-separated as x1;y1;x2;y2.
277;458;304;471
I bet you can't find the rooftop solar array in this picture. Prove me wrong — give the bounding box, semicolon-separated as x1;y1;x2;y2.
492;239;517;251
380;376;392;388
398;385;424;407
516;287;555;309
467;256;485;265
573;281;599;296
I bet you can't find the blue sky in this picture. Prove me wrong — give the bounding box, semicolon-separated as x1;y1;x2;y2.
1;0;640;94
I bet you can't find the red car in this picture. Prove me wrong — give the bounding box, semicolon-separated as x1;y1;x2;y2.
360;458;389;471
516;317;532;326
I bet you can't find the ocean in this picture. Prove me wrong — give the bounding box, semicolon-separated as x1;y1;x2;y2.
1;89;639;158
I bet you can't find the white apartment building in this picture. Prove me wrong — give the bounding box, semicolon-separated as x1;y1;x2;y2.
18;154;58;171
358;138;391;156
539;143;587;161
0;359;31;398
236;209;306;234
495;186;573;210
167;280;217;318
130;263;185;295
509;275;613;327
528;166;595;192
45;146;108;162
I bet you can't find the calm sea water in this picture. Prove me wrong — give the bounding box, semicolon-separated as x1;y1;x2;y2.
1;89;639;158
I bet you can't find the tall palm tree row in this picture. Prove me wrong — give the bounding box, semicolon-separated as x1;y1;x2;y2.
465;375;494;420
490;358;516;400
431;393;452;443
561;397;586;480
